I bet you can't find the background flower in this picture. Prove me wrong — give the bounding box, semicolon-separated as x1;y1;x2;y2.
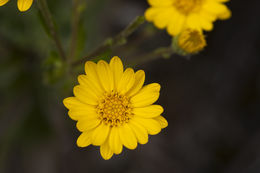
0;0;33;11
145;0;231;36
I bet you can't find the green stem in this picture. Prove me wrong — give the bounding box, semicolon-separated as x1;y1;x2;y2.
128;46;175;67
37;0;67;61
69;0;81;63
72;16;146;66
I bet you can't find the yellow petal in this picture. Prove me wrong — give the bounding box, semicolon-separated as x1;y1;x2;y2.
100;140;113;160
119;123;137;149
17;0;33;12
77;131;92;147
68;108;97;121
97;60;114;92
218;6;231;20
117;68;135;94
186;14;201;30
132;117;161;135
131;83;160;107
109;127;123;154
91;123;110;146
147;0;173;7
63;97;86;110
84;61;104;93
167;11;185;36
199;16;213;31
154;8;174;29
154;116;168;129
73;85;99;106
145;7;161;21
0;0;9;6
76;118;100;132
85;61;97;78
129;120;148;145
78;75;103;97
133;105;163;118
126;70;145;97
109;56;123;90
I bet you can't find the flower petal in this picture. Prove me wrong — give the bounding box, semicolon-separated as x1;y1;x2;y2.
131;83;160;107
109;127;123;154
0;0;9;6
84;61;104;92
132;117;161;135
117;68;135;94
148;0;173;7
129;120;148;145
126;70;145;97
68;108;98;121
78;75;103;97
154;116;168;129
133;105;163;118
97;60;114;92
77;131;92;147
63;97;86;110
119;124;137;149
100;140;113;160
109;56;124;90
167;11;186;36
76;118;100;132
73;85;99;105
17;0;33;12
91;123;110;146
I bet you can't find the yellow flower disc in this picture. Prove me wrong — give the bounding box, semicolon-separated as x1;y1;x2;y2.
145;0;231;36
63;56;168;160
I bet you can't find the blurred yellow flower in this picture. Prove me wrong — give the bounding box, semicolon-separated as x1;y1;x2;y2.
0;0;33;12
174;28;206;55
63;56;168;160
145;0;231;36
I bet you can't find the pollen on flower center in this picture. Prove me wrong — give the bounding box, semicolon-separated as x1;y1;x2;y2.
173;0;203;15
96;91;133;127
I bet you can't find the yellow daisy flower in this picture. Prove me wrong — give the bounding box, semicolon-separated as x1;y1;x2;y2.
145;0;231;36
0;0;33;12
173;28;207;55
63;56;168;160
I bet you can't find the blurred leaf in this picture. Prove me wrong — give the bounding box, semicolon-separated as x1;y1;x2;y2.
42;51;66;85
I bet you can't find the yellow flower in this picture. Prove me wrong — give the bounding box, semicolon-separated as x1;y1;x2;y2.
173;28;206;55
0;0;33;12
145;0;231;36
63;56;168;160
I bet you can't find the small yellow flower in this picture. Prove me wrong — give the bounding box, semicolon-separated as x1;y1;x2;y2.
63;56;168;160
0;0;33;12
173;28;206;55
145;0;231;36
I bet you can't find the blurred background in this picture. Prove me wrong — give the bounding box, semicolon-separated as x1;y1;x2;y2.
0;0;260;173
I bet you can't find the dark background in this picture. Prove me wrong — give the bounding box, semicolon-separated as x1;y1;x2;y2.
0;0;259;173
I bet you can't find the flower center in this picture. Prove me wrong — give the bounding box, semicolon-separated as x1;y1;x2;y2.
173;0;203;15
96;91;133;127
178;29;206;54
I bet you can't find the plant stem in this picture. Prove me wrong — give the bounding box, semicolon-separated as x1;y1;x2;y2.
72;16;146;66
69;0;81;63
37;0;67;61
128;46;175;67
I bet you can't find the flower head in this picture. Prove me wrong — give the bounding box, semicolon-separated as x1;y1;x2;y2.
0;0;33;12
63;56;168;160
173;28;206;55
145;0;231;36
